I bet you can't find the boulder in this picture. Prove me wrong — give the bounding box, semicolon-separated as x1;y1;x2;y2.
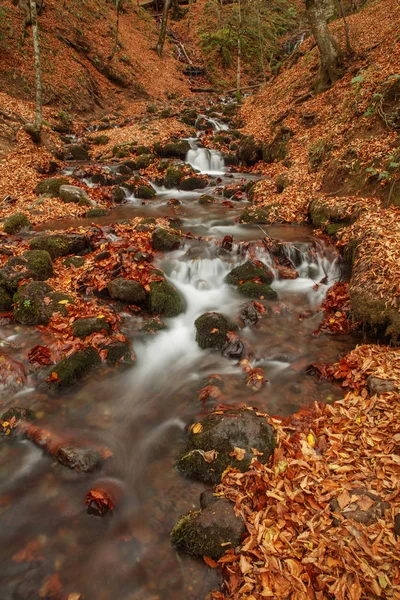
13;282;73;325
367;376;396;395
135;154;154;170
171;498;245;559
59;185;90;204
194;312;238;350
0;286;12;311
155;140;190;159
45;347;101;390
107;278;146;305
226;260;273;286
177;409;276;484
180;177;208;191
135;184;156;199
151;228;180;252
35;177;69;197
72;317;111;338
238;135;263;166
3;213;32;234
198;194;215;205
67;144;89;161
64;256;85;268
148;280;184;317
164;166;184;189
29;234;89;259
263;127;293;164
86;207;108;218
92;134;109;145
99;340;135;365
112;186;126;203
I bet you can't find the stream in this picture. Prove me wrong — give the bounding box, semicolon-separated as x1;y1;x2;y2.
0;122;361;600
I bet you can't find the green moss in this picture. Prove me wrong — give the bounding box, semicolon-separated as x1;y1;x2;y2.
263;127;292;164
3;213;32;234
226;260;273;285
135;184;156;199
0;285;12;311
238;282;278;300
47;347;101;390
29;234;88;259
86;207;108;218
72;317;111;338
92;134;109;145
155;140;190;159
68;144;89;161
151;228;180;252
180;177;208;191
164;167;184;189
194;312;238;350
198;194;215;205
148;280;184;317
136;145;151;155
64;256;85;268
135;154;154;170
142;317;168;333
238;135;263;166
99;340;134;365
35;177;69;197
23;250;53;280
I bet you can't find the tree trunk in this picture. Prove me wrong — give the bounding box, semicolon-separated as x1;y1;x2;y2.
156;0;171;57
27;0;43;140
236;0;242;94
110;0;122;59
306;0;343;90
336;0;352;55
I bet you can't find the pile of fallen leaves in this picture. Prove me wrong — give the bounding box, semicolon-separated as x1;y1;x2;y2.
210;350;400;599
314;282;357;335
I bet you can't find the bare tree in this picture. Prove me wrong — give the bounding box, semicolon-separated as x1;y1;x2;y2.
336;0;352;55
236;0;242;94
305;0;343;90
156;0;171;57
110;0;123;59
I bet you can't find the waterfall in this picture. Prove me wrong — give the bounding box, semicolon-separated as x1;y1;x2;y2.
186;138;225;174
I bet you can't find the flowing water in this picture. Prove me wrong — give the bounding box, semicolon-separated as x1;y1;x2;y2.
0;128;361;600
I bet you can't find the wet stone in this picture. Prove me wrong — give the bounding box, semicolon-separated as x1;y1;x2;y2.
367;376;396;395
151;228;180;252
239;302;259;326
171;498;245;559
107;278;146;305
55;446;101;473
194;312;238;350
221;339;246;360
72;317;111;338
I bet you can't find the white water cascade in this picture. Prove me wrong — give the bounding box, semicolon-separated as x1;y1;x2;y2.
186;138;225;174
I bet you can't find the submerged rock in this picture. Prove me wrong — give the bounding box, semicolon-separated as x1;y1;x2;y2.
179;176;208;191
239;302;259;326
238;281;278;300
171;498;245;559
3;213;32;234
194;312;238;350
107;278;146;305
177;409;276;484
151;228;180;252
99;340;134;365
55;446;101;473
148;280;184;317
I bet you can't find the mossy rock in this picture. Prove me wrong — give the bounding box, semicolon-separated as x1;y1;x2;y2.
99;340;134;365
0;406;35;438
135;154;154;170
263;127;292;164
112;186;126;203
72;317;111;338
179;177;208;191
86;207;108;218
176;409;276;484
171;498;245;559
46;347;101;391
151;228;180;252
135;184;156;199
0;258;29;292
141;317;168;334
108;278;146;305
239;205;278;224
29;234;89;259
64;256;85;268
13;282;73;325
276;173;291;193
3;213;32;234
223;153;239;166
67;144;89;161
59;185;90;204
148;280;184;317
92;134;109;145
198;194;215;205
155;140;190;159
238;135;263;166
349;289;400;341
226;260;273;286
164;167;184;189
35;177;69;197
23;250;53;280
194;312;238;350
136;145;151;156
0;285;12;311
238;282;278;300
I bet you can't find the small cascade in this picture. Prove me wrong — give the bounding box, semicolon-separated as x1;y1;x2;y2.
186;138;225;174
195;115;229;132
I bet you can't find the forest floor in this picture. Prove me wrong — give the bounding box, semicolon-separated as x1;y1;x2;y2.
0;0;399;599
